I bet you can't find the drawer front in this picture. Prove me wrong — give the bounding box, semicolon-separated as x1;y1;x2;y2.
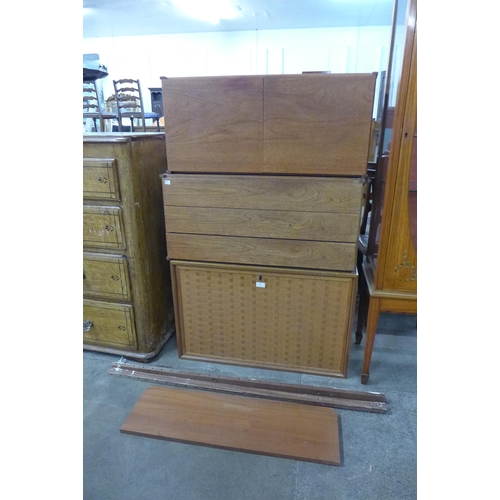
83;206;125;249
165;206;359;243
83;158;120;200
83;299;137;348
83;253;131;301
166;233;356;271
162;174;364;213
171;261;356;377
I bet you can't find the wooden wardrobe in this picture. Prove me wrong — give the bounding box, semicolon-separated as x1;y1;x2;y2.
356;0;417;384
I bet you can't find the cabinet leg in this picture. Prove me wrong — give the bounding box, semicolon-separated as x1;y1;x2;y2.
361;297;380;384
355;276;369;344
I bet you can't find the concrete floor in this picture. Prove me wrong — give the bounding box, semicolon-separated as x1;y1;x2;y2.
83;311;417;500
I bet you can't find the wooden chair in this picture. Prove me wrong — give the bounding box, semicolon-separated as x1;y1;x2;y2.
356;161;377;297
83;81;117;132
112;79;160;132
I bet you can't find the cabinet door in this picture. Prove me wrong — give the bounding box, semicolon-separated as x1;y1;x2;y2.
162;76;263;173
171;261;356;377
263;74;377;175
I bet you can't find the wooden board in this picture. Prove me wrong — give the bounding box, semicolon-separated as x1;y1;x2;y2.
109;362;388;413
120;385;341;465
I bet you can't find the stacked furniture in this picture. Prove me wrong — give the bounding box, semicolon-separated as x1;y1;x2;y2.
161;73;376;377
83;133;174;360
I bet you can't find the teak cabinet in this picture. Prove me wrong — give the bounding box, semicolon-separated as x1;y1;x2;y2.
83;133;174;360
356;0;417;383
161;73;376;176
161;73;377;378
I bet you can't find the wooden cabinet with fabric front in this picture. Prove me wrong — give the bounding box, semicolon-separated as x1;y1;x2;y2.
83;133;174;360
161;73;377;378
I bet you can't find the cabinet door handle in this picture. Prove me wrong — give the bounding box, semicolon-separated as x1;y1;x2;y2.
83;320;93;332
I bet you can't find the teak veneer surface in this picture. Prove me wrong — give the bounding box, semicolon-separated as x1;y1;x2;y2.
162;174;364;213
166;233;356;271
263;74;377;175
161;73;376;175
164;206;360;242
120;385;341;465
162;76;263;173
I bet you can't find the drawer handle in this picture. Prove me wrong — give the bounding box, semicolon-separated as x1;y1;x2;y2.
83;320;93;332
105;225;115;232
98;176;108;184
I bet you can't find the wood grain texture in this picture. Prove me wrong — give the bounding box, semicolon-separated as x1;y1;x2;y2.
162;76;263;173
83;206;126;249
83;252;131;301
171;261;356;377
83;299;136;348
263;73;376;175
83;134;175;357
120;385;341;465
164;206;360;243
166;233;356;271
162;174;364;213
109;362;388;413
161;74;376;175
83;158;120;201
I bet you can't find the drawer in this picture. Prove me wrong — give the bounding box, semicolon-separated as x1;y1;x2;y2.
83;253;131;301
171;261;357;377
83;206;126;249
83;299;137;348
165;206;360;243
83;158;120;200
162;174;364;213
166;233;356;271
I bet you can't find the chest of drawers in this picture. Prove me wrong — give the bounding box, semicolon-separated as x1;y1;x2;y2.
83;133;174;360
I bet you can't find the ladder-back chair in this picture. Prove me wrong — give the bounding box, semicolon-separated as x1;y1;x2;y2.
112;79;160;132
83;81;117;132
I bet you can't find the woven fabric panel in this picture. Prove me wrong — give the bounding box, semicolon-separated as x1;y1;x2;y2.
175;264;354;376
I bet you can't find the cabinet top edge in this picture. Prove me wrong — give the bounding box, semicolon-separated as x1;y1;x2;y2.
84;132;165;143
160;73;377;81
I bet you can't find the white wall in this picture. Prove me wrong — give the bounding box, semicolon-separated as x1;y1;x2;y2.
83;25;404;115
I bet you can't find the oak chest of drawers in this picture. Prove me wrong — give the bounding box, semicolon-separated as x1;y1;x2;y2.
83;133;174;360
